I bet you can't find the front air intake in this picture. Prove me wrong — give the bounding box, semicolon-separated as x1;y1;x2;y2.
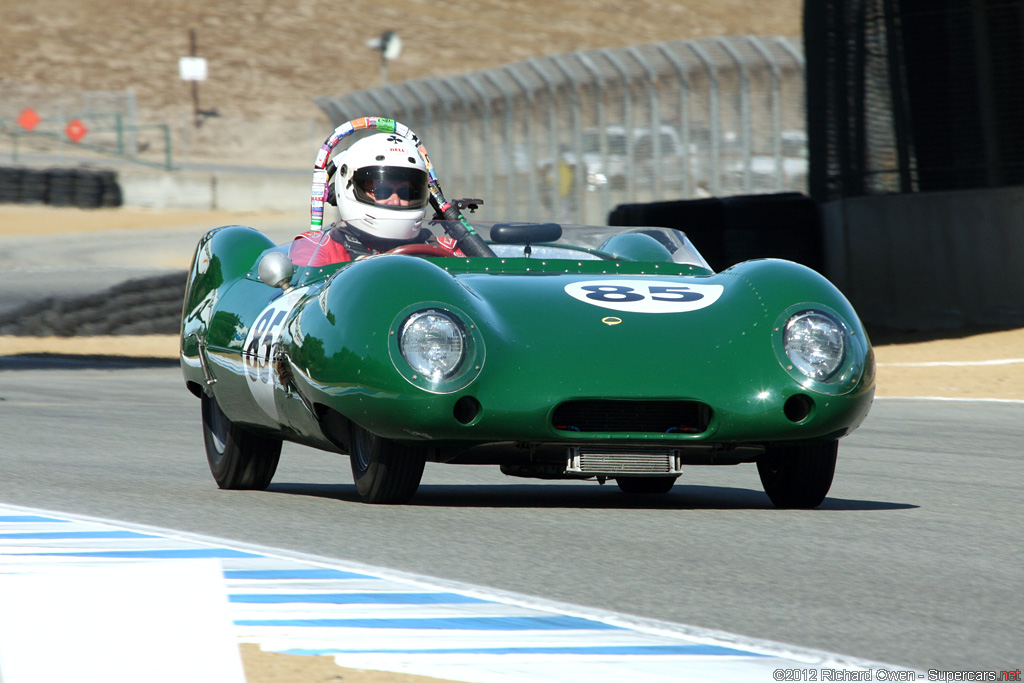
552;400;711;434
569;446;682;475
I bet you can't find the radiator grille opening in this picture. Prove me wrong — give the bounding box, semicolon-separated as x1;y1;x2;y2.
571;446;680;474
552;400;711;434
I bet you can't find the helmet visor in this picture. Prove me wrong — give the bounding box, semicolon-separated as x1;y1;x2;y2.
352;166;429;209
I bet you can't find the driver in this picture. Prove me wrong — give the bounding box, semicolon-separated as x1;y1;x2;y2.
289;133;463;266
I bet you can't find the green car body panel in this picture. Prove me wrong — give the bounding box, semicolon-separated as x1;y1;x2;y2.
181;222;874;471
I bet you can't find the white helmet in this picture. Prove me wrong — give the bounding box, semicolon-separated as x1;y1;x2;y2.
333;133;430;241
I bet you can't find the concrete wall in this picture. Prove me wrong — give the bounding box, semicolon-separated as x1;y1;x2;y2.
120;168;309;213
822;186;1024;330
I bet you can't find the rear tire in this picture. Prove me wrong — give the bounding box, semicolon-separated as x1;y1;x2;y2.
615;476;678;494
201;394;281;490
757;442;837;509
349;425;426;504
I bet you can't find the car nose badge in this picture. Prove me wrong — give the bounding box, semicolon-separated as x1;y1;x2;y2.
602;316;622;326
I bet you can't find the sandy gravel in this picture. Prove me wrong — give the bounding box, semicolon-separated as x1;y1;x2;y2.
0;1;802;123
0;204;297;236
239;644;454;683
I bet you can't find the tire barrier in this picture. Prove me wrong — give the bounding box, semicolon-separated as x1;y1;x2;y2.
0;167;24;203
0;272;187;337
19;169;50;205
609;192;824;273
46;169;77;207
0;166;123;209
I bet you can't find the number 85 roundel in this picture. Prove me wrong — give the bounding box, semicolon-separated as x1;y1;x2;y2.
564;279;724;313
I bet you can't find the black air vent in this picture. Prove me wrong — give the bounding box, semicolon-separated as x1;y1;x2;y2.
552;400;711;434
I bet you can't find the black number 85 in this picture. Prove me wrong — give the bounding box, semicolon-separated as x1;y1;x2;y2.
582;285;703;303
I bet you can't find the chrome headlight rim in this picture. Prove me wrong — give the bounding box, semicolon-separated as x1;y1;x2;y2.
400;310;465;381
785;310;846;381
388;302;485;394
772;304;868;396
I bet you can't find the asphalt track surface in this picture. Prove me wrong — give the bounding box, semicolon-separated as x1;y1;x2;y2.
0;212;298;316
0;361;1021;674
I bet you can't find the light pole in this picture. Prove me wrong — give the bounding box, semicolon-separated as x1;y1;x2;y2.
366;30;402;86
179;29;219;127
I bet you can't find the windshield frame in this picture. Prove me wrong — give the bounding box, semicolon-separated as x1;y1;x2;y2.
272;219;714;290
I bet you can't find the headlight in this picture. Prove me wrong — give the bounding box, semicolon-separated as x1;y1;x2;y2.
783;311;846;381
399;310;465;381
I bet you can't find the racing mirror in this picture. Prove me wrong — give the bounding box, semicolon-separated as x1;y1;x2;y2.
490;222;563;244
258;252;295;290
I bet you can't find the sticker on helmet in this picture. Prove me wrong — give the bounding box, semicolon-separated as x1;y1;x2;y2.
564;279;723;313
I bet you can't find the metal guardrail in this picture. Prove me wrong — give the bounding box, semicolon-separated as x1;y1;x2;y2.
316;35;807;224
1;88;173;170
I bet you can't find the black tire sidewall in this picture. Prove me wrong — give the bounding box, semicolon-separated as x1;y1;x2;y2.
201;394;236;482
349;426;383;497
348;425;425;504
757;442;838;508
200;394;281;489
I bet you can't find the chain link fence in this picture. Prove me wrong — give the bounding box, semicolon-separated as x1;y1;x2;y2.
0;84;178;170
316;35;806;224
1;82;330;172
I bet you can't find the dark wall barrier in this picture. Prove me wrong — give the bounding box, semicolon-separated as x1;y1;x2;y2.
805;0;1024;200
822;187;1024;331
0;166;122;209
609;192;824;273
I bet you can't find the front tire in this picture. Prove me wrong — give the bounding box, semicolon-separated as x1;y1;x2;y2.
349;425;426;504
757;442;837;509
615;476;678;494
201;394;281;490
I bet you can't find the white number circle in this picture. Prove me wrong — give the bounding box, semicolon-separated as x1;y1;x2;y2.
564;279;723;313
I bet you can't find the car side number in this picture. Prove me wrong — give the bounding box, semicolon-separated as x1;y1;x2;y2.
244;309;286;384
239;286;310;421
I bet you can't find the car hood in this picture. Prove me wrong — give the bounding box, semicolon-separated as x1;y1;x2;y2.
288;254;871;442
447;264;770;395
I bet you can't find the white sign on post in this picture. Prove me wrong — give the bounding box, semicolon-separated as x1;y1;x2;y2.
179;56;208;81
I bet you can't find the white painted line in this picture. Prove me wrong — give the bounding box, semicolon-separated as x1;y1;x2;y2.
875;396;1024;404
0;503;913;683
877;358;1024;367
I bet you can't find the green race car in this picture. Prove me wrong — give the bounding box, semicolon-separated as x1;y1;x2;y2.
180;217;874;508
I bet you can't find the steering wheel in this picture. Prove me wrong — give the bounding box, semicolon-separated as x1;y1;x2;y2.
384;243;458;257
